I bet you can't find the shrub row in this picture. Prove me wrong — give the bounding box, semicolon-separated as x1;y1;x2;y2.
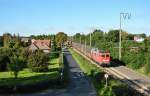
0;78;61;93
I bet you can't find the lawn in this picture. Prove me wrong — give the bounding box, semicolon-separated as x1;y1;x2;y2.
0;56;60;86
48;57;60;70
0;69;59;86
69;49;138;96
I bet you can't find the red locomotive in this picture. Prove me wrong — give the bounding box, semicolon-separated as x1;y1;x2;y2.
90;48;110;66
72;42;111;67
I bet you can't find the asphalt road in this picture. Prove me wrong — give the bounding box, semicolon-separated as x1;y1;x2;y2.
62;49;97;96
7;49;97;96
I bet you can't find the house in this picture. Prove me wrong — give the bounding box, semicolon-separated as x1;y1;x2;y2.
21;37;31;43
134;36;144;43
29;39;51;53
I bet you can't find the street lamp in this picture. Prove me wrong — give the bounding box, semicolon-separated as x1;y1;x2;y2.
119;12;131;60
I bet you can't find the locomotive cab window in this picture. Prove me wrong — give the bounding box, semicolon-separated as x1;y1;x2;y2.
106;54;110;57
101;54;105;57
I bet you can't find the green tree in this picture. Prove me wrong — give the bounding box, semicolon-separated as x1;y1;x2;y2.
0;54;9;71
51;36;56;51
107;30;119;42
8;55;24;79
0;36;3;46
127;34;134;40
50;36;59;58
91;29;104;47
28;50;49;72
121;31;128;40
144;38;148;52
135;53;145;69
13;41;20;49
30;34;54;40
73;33;81;42
3;33;11;48
107;29;128;42
140;33;146;38
16;48;30;68
55;32;67;48
0;48;12;71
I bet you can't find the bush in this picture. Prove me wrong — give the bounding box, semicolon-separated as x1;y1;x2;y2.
122;51;145;70
8;55;24;79
129;53;145;69
93;71;105;82
144;54;150;74
122;51;134;64
144;63;150;74
0;47;13;56
135;53;145;69
18;48;31;68
27;50;49;72
0;54;9;71
0;48;12;71
112;86;136;96
50;52;59;59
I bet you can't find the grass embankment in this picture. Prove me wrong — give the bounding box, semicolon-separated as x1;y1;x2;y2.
137;67;150;77
0;55;62;93
127;64;150;78
69;49;140;96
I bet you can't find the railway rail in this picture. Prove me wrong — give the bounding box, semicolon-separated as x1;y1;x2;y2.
72;47;150;96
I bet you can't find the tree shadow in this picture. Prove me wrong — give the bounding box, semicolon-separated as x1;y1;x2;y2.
48;68;59;72
64;53;71;56
112;85;142;96
90;70;145;96
110;58;126;67
49;62;57;65
0;73;60;93
113;78;147;96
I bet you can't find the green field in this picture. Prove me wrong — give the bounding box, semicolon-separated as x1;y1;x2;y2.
0;56;60;86
48;57;60;71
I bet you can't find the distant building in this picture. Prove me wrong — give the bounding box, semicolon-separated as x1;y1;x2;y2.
29;39;51;53
134;36;144;43
21;37;31;43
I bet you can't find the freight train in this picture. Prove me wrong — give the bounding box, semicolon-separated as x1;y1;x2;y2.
72;42;111;67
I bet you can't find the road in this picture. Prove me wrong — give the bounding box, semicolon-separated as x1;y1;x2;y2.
7;49;97;96
62;49;97;96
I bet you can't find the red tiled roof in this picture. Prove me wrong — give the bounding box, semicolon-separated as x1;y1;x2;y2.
32;40;50;46
31;39;51;50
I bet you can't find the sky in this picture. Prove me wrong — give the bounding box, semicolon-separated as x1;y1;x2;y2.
0;0;150;36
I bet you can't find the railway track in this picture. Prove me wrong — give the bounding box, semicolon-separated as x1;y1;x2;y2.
72;48;150;96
